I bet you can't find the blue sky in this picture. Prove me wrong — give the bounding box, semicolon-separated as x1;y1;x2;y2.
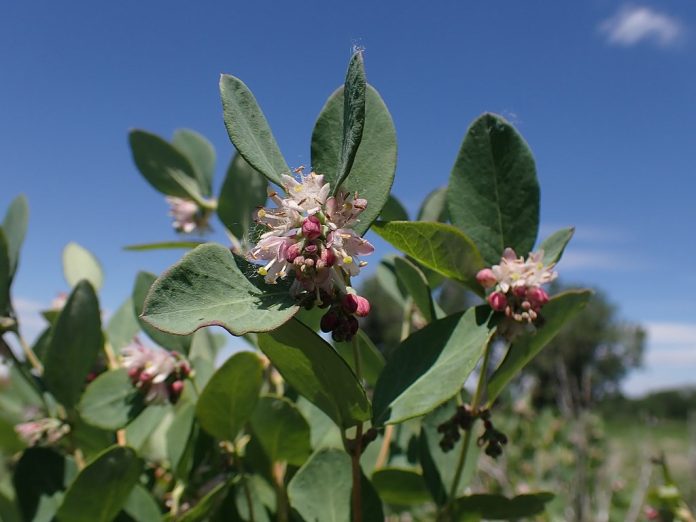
1;1;694;395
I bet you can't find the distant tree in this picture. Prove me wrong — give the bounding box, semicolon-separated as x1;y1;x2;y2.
527;283;645;411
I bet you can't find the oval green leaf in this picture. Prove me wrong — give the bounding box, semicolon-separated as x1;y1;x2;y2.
452;492;555;519
79;369;142;430
172;128;216;197
394;257;436;324
133;271;192;353
334;330;386;388
372;306;495;426
196;351;263;441
371;468;431;506
63;242;103;291
250;395;312;466
258;318;370;429
371;221;484;295
44;280;103;409
447;113;540;266
105;296;140;352
219;74;289;186
288;448;352;522
380;194;409;222
129;130;206;204
2;194;28;278
312;85;397;235
141;244;299;336
539;226;575;265
56;446;141;522
486;290;593;406
417;187;448;222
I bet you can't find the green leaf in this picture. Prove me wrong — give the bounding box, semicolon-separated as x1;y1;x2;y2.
44;281;103;409
0;230;10;315
141;244;299;336
539;227;575;265
288;448;352;522
486;290;593;406
334;50;367;193
133;271;192;353
250;396;311;466
358;472;385;522
372;306;495;426
180;481;230;522
63;242;104;291
172;128;216;197
78;369;141;430
57;446;142;522
417;187;448;222
452;492;555;519
167;401;196;478
122;484;163;522
376;257;406;307
125;404;170;452
394;257;436;323
312;85;397;235
234;475;274;522
447;113;540;266
123;241;204;251
371;221;484;294
371;468;431;506
258;319;370;429
13;448;67;522
2;194;28;278
217;153;268;243
105;297;140;352
219;75;289;186
380;194;409;221
334;329;386;388
129;130;206;204
196;351;263;441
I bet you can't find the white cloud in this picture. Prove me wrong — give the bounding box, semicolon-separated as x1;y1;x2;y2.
645;321;696;345
600;5;684;48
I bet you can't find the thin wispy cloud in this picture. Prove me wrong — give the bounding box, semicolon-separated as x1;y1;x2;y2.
600;5;684;48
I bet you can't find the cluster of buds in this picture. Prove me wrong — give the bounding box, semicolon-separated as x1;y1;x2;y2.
121;339;191;404
165;196;211;234
477;410;508;458
248;169;374;341
437;405;474;452
477;248;557;326
15;417;70;447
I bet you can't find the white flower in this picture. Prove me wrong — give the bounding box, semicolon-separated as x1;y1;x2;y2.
281;172;330;214
121;339;187;404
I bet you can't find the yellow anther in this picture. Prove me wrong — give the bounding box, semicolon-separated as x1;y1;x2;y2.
294;185;303;193
257;209;266;218
257;267;268;276
343;256;353;264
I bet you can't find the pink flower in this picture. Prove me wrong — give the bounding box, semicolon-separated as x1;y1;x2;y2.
15;418;70;447
121;339;189;404
166;197;209;234
476;268;497;289
302;215;323;240
487;292;508;311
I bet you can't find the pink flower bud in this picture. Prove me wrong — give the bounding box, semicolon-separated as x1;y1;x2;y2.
476;268;497;289
301;215;322;240
321;248;336;267
513;285;527;298
304;244;318;255
353;295;371;317
286;243;302;262
487;292;508;312
526;287;549;308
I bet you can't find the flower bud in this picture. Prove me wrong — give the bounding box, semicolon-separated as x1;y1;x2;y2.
476;268;497;289
342;294;359;314
304;243;318;256
301;215;322;240
286;243;302;262
353;295;371;317
170;380;185;396
320;309;340;333
526;287;549;308
487;292;508;312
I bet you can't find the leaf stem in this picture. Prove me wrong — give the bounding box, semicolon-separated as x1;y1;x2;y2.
351;334;363;522
14;330;43;375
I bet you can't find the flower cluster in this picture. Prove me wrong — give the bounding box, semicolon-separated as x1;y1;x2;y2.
121;339;191;404
165;196;210;234
248;169;374;341
15;417;70;447
476;248;557;325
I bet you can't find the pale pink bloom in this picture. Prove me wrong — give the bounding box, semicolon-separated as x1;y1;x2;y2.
491;248;527;293
15;418;70;447
521;250;557;287
166;196;203;234
476;268;497;289
281;172;330;214
327;229;374;277
121;339;184;404
325;192;367;229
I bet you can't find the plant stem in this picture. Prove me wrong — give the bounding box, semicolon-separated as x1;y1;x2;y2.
374;425;393;470
351;334;363;522
14;331;43;375
447;337;495;511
